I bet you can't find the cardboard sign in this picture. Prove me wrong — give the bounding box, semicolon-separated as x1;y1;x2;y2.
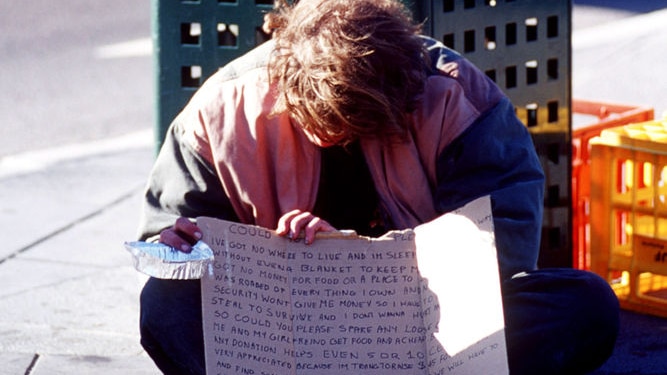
199;195;508;374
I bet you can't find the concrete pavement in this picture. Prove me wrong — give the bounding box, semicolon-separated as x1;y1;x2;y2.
0;131;156;374
1;4;666;375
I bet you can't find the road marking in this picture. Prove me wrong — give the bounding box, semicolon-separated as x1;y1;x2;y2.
94;37;152;59
0;129;153;179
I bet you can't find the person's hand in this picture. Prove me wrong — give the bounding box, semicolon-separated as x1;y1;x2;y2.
276;210;336;245
159;217;203;253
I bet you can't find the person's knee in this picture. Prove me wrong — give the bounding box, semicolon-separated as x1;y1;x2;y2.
139;278;206;375
571;270;620;367
555;269;620;341
502;268;620;374
139;278;203;332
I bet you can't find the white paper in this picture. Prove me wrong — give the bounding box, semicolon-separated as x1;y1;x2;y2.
415;196;507;374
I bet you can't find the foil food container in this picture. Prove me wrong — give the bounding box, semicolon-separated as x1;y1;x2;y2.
124;240;214;280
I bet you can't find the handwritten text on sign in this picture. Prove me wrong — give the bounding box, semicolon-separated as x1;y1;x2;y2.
199;195;507;375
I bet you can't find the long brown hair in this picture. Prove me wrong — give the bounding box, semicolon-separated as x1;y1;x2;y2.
268;0;428;145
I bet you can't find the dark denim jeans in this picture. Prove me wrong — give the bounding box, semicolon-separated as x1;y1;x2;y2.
140;268;619;375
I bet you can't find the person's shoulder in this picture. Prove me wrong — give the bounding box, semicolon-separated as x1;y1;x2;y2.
420;36;463;73
420;35;505;112
213;40;275;82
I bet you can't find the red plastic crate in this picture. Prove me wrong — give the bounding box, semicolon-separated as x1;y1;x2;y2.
572;99;654;270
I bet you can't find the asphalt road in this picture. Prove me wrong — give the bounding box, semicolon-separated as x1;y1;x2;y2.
573;0;667;13
0;0;152;158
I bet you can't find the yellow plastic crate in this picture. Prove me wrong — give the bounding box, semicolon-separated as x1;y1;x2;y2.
571;100;654;270
600;118;667;152
590;116;667;317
